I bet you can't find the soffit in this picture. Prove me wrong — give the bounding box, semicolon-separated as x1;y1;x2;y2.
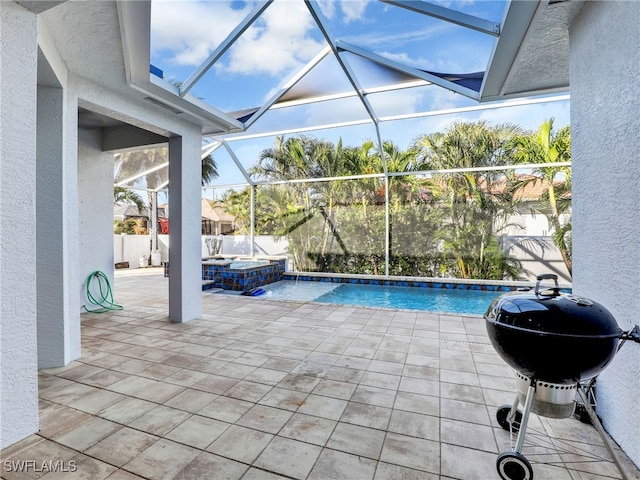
480;0;583;102
37;1;243;136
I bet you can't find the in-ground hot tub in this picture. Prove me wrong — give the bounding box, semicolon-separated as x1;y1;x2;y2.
201;258;286;292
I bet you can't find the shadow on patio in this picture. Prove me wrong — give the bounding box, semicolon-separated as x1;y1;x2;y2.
2;268;638;480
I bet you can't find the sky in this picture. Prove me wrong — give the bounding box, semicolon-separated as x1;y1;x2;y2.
148;0;570;191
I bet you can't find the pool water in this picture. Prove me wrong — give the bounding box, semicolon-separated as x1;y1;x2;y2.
228;260;271;270
261;280;503;315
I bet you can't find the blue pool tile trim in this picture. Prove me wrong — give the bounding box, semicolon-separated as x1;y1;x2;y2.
164;263;570;294
280;273;560;293
165;259;286;292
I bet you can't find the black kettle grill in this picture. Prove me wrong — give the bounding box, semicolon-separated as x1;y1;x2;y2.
485;274;640;480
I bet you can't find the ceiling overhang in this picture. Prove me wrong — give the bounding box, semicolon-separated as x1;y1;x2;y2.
116;0;245;136
480;0;583;102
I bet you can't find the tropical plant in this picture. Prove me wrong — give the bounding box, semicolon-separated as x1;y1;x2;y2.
511;118;572;276
201;155;219;186
114;146;220;239
223;125;537;280
411;121;525;279
250;136;359;271
114;186;145;212
114;218;147;235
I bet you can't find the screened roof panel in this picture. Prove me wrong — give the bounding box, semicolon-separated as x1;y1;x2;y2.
428;0;507;23
114;147;169;192
149;0;506;131
149;1;249;85
137;0;574;189
242;95;373;136
193;26;328;111
367;83;477;119
152;0;329;115
325;1;496;72
337;52;425;91
277;54;356;105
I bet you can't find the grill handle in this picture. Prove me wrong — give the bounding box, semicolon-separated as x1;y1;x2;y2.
535;274;560;296
620;325;640;345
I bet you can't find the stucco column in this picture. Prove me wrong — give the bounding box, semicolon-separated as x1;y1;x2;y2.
0;1;39;448
78;125;116;308
570;1;640;468
36;85;81;368
168;131;202;323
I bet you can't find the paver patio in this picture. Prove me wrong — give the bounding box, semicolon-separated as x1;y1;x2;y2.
2;268;638;480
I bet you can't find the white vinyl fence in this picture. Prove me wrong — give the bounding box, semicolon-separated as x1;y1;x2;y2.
114;235;290;268
114;234;570;282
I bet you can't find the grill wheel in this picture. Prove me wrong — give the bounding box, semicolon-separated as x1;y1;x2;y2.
497;451;533;480
496;404;522;432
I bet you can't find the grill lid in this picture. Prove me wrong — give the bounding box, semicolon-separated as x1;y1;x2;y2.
485;293;622;336
484;275;624;382
485;275;621;337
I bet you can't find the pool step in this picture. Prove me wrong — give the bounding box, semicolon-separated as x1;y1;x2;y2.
202;280;217;291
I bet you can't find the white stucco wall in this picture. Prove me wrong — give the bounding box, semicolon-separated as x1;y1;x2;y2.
168;133;204;323
37;84;82;368
0;2;40;448
570;1;640;468
78;127;117;305
1;0;227;450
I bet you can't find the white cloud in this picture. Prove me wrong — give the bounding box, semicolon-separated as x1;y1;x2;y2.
315;0;372;24
222;1;325;76
317;0;337;19
151;1;250;66
151;0;325;78
339;0;372;23
345;22;451;53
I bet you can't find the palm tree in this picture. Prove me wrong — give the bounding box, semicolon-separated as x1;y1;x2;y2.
511;118;572;276
411;121;524;279
115;147;219;248
252;136;318;181
201;154;219;186
115;146;219;190
113;186;145;212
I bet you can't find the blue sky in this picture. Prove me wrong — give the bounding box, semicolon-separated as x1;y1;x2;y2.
149;0;570;189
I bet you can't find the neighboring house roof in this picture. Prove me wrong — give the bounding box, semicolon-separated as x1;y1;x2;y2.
201;199;235;223
152;200;234;223
478;174;570;202
114;203;146;219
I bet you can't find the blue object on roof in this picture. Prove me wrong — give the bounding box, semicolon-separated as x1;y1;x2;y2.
421;71;484;92
229;107;260;123
150;64;164;79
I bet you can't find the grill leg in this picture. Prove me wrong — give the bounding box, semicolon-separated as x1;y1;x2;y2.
577;387;630;480
507;396;520;426
514;381;536;454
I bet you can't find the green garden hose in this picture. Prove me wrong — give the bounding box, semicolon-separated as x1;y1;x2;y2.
83;271;124;313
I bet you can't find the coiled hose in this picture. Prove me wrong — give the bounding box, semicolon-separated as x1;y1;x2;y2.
83;271;124;313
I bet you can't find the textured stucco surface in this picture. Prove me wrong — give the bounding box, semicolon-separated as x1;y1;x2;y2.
40;1;126;92
37;85;81;368
504;1;582;95
168;132;205;323
1;0;218;450
0;2;40;448
78;127;118;301
570;1;640;468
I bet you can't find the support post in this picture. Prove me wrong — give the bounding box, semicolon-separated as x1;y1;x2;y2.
0;1;39;448
168;132;202;323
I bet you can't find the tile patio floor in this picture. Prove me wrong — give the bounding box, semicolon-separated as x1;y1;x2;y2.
2;268;639;480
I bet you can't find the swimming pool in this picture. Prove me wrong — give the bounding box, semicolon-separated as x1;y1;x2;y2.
260;280;505;315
